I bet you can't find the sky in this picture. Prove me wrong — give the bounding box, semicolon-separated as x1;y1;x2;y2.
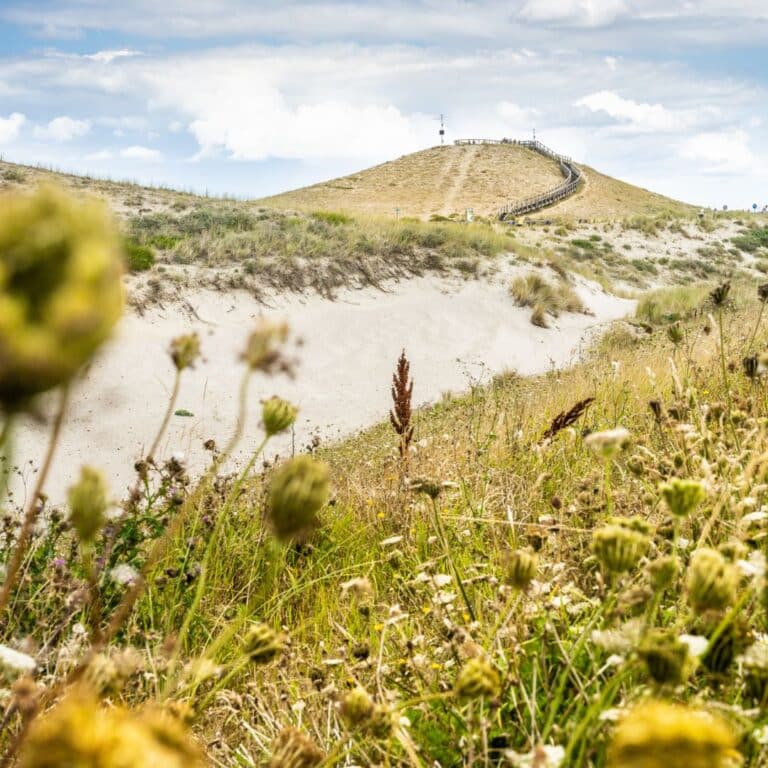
0;1;766;209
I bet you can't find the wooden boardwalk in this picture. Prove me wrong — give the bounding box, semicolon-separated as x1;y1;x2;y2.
454;138;583;219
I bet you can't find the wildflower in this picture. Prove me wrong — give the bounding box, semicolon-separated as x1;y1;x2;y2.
709;281;731;308
659;478;706;518
67;466;109;543
637;629;696;685
241;320;292;375
592;520;650;575
584;427;631;459
109;564;139;586
607;699;739;768
242;623;283;664
267;456;330;540
686;548;738;613
455;656;501;700
647;556;679;591
262;396;298;437
19;693;205;768
0;186;123;408
503;549;538;590
268;727;325;768
506;744;565;768
0;644;36;680
168;333;200;371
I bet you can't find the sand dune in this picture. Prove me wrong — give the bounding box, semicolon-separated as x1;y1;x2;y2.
13;274;634;505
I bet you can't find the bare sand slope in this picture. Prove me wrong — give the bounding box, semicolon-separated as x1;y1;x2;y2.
14;276;634;505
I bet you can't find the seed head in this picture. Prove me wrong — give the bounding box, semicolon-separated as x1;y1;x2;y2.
268;727;325;768
241;320;292;374
758;283;768;303
686;548;738;613
647;555;679;592
262;397;298;437
455;656;501;700
503;549;538;590
709;281;731;308
637;630;695;686
267;456;330;541
592;520;650;575
659;478;706;518
608;699;738;768
168;334;200;371
243;623;283;664
67;466;109;543
339;686;375;727
584;427;631;459
0;187;123;408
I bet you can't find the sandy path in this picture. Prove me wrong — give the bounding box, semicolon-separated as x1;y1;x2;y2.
440;144;480;216
12;273;634;505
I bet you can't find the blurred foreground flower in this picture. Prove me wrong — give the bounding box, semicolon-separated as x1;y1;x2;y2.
0;186;123;407
608;699;740;768
267;455;330;540
20;693;204;768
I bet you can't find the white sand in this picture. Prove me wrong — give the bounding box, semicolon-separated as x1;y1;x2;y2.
13;273;634;505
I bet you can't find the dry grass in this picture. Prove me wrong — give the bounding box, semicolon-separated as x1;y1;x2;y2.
510;272;587;324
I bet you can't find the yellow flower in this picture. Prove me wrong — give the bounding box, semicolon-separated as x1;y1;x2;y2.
608;699;740;768
19;693;204;768
0;186;123;407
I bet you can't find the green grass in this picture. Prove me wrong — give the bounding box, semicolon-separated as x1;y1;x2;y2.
635;284;713;324
732;226;768;253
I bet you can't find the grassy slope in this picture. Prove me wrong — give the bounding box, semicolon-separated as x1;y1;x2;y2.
123;283;768;766
257;143;695;221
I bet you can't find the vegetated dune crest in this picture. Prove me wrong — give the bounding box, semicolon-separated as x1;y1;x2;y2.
256;143;695;221
15;271;634;505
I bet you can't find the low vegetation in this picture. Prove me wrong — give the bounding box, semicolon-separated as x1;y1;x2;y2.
510;272;587;326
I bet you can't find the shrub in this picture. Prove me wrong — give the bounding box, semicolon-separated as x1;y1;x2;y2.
510;272;586;320
124;239;156;272
311;210;352;226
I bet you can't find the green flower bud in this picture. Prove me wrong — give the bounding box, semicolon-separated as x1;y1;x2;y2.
686;548;738;613
647;556;679;592
455;657;501;700
339;687;375;727
267;456;330;541
592;521;650;575
243;622;283;664
262;397;298;437
660;478;706;518
638;630;695;686
0;186;123;408
67;466;109;543
169;333;200;371
503;549;538;590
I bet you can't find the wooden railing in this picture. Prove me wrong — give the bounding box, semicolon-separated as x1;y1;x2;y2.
453;138;583;219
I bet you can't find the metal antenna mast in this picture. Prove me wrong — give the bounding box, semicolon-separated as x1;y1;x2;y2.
438;113;447;145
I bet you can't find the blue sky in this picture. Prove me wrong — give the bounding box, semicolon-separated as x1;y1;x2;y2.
0;1;766;209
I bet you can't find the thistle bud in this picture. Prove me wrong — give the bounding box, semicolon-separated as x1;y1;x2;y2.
267;456;330;541
686;548;738;613
503;549;538;590
262;397;298;437
67;466;109;543
243;623;283;664
169;333;200;371
659;478;706;518
607;699;738;768
0;187;123;408
592;521;650;575
455;657;501;700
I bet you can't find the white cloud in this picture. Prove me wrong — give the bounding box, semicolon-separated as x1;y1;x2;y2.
519;0;629;27
497;101;539;128
0;112;25;144
679;129;756;173
119;145;162;161
83;49;142;64
84;149;114;161
575;90;714;133
34;116;91;142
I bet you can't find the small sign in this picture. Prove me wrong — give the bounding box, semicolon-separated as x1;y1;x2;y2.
466;208;474;222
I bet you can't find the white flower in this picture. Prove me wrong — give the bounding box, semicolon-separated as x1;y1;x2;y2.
432;574;452;588
584;427;631;458
110;564;139;585
0;645;36;677
679;634;709;658
505;744;565;768
737;551;766;579
380;535;403;547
